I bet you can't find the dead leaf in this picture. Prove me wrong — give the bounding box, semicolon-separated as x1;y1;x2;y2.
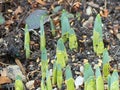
0;76;11;85
14;6;23;15
1;68;7;76
100;9;109;18
35;0;46;5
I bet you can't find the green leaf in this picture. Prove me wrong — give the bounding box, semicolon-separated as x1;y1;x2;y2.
84;62;94;82
93;14;104;55
25;10;48;30
95;67;104;90
102;49;110;79
65;65;75;90
24;24;30;59
69;28;78;50
56;38;68;68
84;76;96;90
41;48;48;79
84;62;95;90
0;13;5;25
50;18;56;36
41;79;47;90
57;64;63;89
15;75;24;90
110;70;119;90
61;10;71;42
40;16;46;51
46;70;52;90
52;6;62;13
52;62;57;85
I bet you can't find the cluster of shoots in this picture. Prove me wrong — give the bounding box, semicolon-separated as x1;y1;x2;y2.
23;8;119;90
84;59;119;90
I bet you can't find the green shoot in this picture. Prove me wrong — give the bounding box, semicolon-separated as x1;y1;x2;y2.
61;10;71;42
102;49;110;80
84;62;95;90
69;28;78;50
40;16;46;51
65;65;75;90
24;24;30;59
46;70;52;90
50;18;56;36
41;79;47;90
95;66;104;90
57;64;63;89
15;75;24;90
110;70;119;90
56;38;68;68
41;48;48;79
52;62;57;85
93;14;104;55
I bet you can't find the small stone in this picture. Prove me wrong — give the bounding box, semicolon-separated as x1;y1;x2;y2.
86;6;92;15
80;66;84;73
49;69;53;77
116;33;120;40
75;76;84;89
26;80;34;90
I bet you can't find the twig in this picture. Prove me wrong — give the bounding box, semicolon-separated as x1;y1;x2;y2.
0;62;11;66
105;0;107;9
15;58;26;75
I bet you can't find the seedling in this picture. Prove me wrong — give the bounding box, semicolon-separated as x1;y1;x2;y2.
50;18;56;36
69;28;78;50
65;65;75;90
61;10;71;42
24;24;30;59
40;16;46;51
56;38;68;68
57;64;63;89
95;66;104;90
52;62;57;85
41;48;48;79
41;79;47;90
102;49;110;80
93;14;104;55
84;62;95;90
15;75;24;90
46;70;52;90
108;70;119;90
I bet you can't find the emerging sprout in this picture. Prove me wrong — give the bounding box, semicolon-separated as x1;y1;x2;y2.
24;24;30;59
102;49;110;80
93;14;104;55
50;18;56;36
57;64;63;89
56;38;68;68
40;16;46;51
52;62;57;85
95;66;104;90
46;70;52;90
69;28;78;50
41;48;48;79
84;62;96;90
65;65;75;90
61;10;71;42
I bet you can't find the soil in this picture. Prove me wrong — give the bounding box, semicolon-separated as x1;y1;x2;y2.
0;0;120;90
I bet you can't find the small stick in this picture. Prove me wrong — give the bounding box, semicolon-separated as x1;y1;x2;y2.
15;58;26;75
105;0;107;9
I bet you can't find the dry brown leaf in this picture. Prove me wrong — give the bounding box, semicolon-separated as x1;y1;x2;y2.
1;68;7;76
100;9;109;18
0;76;11;85
35;0;46;5
14;6;23;15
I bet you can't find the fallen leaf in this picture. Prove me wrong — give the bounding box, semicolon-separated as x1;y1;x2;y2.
14;6;23;15
0;76;11;84
100;9;109;18
35;0;46;5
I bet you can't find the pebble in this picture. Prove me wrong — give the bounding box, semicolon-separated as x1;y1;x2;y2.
86;6;92;15
26;80;34;90
75;76;84;89
80;65;84;73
